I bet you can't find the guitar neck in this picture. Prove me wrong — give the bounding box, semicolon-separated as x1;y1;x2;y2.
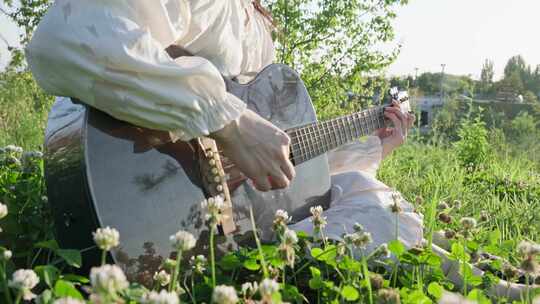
287;106;385;165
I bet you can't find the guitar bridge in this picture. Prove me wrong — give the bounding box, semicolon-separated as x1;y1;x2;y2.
197;137;236;235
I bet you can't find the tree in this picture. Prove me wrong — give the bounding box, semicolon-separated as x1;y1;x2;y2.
481;59;494;84
263;0;408;117
479;59;494;96
494;55;540;101
504;55;529;80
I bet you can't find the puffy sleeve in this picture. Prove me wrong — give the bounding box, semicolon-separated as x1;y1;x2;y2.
327;136;383;177
25;0;246;141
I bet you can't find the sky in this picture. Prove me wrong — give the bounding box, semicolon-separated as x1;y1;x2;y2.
1;0;540;80
387;0;540;80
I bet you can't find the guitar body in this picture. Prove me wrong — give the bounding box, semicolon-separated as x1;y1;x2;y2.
45;64;331;280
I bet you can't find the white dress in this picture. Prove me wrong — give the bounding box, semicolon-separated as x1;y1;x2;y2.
26;0;423;252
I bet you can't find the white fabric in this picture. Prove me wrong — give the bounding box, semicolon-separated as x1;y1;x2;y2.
291;137;424;251
26;0;274;141
28;0;423;251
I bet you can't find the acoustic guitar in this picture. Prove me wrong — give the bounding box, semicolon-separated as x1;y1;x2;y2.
44;64;409;282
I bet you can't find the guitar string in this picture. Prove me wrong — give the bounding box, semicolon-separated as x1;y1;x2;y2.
288;107;384;150
288;108;385;152
289;109;385;162
289;109;385;163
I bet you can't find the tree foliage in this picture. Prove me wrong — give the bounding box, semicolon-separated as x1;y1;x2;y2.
478;59;494;96
416;72;474;98
266;0;408;117
494;55;540;102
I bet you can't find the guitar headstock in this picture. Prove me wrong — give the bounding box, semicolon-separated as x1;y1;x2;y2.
388;87;411;114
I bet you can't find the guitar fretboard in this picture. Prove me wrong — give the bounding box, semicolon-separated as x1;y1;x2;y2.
287;106;385;165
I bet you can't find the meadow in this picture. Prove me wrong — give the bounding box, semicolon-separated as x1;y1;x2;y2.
1;70;540;303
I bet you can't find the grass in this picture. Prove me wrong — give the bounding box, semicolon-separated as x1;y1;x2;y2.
379;141;540;246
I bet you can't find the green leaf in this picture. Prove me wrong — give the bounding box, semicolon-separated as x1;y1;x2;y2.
311;247;324;259
308;266;324;290
219;253;242;270
61;274;90;284
35;239;59;250
311;245;337;264
243;259;261;271
56;249;82;268
388;240;405;257
37;290;53;304
406;289;431;304
54;280;83;300
467;289;491;304
35;265;60;288
488;229;501;245
338;256;362;273
281;284;304;302
427;282;443;299
341;285;359;301
450;243;469;262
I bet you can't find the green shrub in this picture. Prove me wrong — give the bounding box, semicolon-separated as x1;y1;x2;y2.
454;106;490;167
0;71;54;150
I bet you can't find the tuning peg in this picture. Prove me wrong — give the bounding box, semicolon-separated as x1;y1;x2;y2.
213;176;221;183
216;185;223;192
211;167;219;175
209;159;216;166
206;151;214;158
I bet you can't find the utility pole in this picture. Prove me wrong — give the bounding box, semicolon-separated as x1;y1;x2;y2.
440;64;446;103
414;67;419;87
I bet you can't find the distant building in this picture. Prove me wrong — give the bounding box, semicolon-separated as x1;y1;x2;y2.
415;96;445;129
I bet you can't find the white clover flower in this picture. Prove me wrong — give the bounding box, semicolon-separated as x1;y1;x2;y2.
90;264;128;295
53;297;85;304
391;191;402;202
518;241;540;258
343;233;356;245
283;229;298;245
201;196;225;227
93;226;120;251
241;281;258;297
370;243;391;260
212;285;238;304
8;269;39;300
309;205;327;230
351;231;372;249
5;145;23;154
460;217;477;230
437;201;449;210
0;202;7;219
310;206;323;217
259;278;279;299
169;230;196;251
190;255;207;274
153;270;171;287
2;250;12;260
274;209;291;225
141;290;179;304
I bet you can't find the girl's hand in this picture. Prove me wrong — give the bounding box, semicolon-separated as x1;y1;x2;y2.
376;100;415;158
210;109;295;192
